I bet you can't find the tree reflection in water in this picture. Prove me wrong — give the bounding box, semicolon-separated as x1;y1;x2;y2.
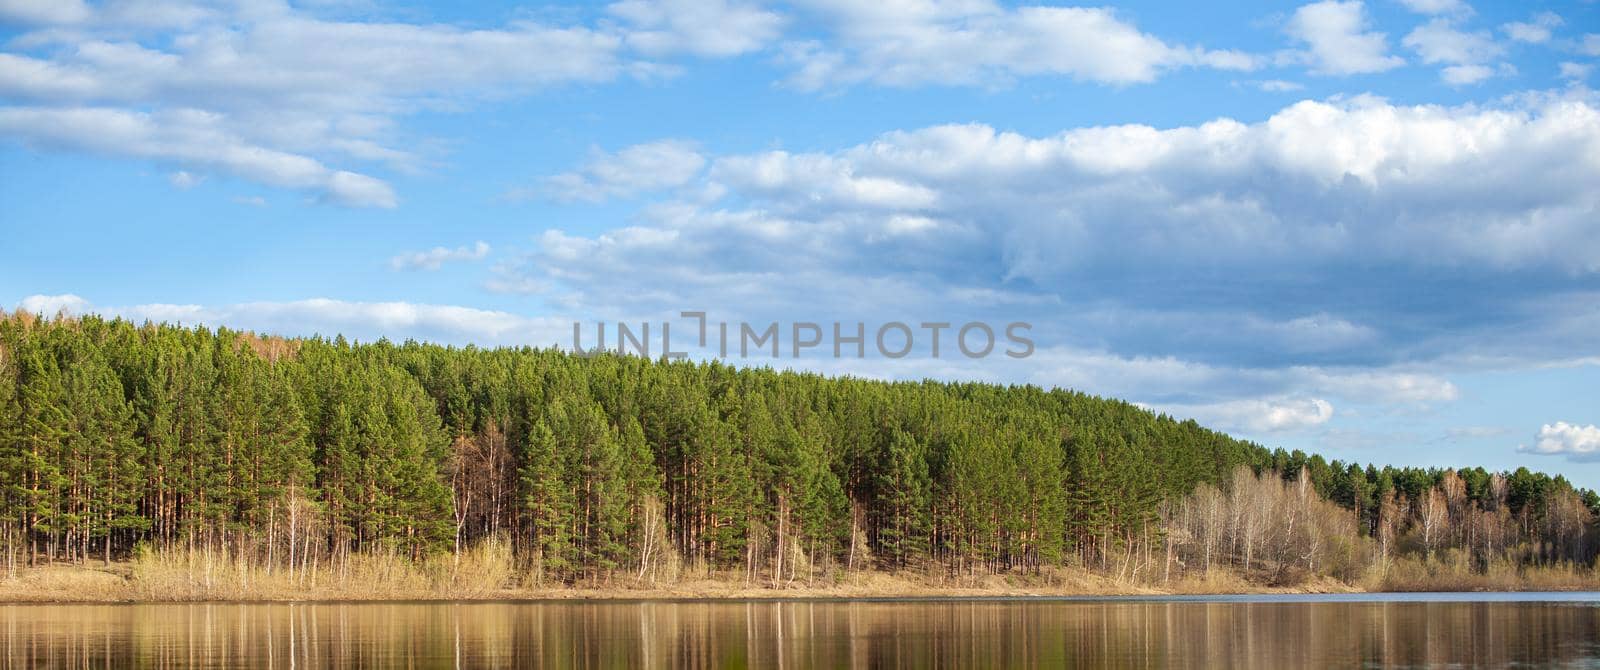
3;596;1599;668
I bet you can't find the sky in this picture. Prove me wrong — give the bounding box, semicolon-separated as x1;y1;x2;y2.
1;0;1598;485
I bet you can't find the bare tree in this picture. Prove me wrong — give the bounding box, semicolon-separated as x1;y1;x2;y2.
1419;488;1448;560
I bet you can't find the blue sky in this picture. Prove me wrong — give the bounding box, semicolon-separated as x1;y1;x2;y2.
2;0;1598;485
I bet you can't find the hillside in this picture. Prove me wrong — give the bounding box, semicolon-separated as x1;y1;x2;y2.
1;312;1594;597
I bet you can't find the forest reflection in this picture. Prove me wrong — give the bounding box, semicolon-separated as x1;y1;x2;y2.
4;598;1599;668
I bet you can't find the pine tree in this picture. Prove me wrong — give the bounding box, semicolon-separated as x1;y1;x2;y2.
0;323;26;570
14;334;69;561
520;419;573;578
874;428;930;567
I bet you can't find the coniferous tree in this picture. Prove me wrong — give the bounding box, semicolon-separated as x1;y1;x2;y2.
0;312;1595;585
874;428;931;568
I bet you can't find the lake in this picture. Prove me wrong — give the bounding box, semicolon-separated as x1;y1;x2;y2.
5;593;1599;667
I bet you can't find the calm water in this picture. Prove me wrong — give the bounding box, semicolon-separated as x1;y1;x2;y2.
4;593;1599;668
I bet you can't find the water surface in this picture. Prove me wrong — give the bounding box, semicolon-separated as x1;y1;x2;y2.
5;592;1598;668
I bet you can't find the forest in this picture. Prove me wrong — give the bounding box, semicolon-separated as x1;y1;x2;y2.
1;311;1595;592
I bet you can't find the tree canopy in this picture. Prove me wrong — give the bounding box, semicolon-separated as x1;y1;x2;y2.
1;312;1592;583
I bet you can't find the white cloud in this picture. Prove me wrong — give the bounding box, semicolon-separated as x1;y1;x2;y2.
1395;0;1470;16
16;294;90;316
1560;62;1592;81
530;140;706;203
0;53;109;98
1305;369;1459;405
0;106;398;207
14;294;570;347
494;95;1600;413
1252;79;1306;92
1153;396;1334;433
1402;18;1506;84
0;0;89;24
323;171;397;208
216;298;557;343
1501;12;1562;44
167;170;202;189
389;241;491;271
1583;35;1600;57
1519;422;1600;462
1441;64;1494;85
5;14;630;108
689;97;1600;274
1018;346;1457;410
1404;20;1502;65
0;0;215;29
711;151;939;210
0;1;774;206
1286;1;1404;75
781;1;1256;90
609;0;783;57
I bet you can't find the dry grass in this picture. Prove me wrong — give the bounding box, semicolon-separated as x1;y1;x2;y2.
0;563;132;602
123;539;523;601
1;549;1592;603
0;561;1320;602
1373;551;1600;592
1164;569;1259;594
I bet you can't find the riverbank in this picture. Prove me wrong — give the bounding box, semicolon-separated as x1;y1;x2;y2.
0;560;1371;603
8;561;1596;603
6;544;1597;603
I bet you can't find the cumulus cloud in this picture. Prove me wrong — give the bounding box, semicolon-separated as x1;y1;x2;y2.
609;0;783;57
528;140;706;203
389;241;491;271
711;151;939;210
1404;20;1501;65
1439;64;1493;85
16;293;91;316
504;95;1600;388
693;97;1600;277
780;1;1256;90
1519;422;1600;462
1286;1;1404;75
1561;62;1592;81
1403;19;1506;85
1502;12;1562;45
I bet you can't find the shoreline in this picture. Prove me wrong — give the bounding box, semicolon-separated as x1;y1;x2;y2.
0;561;1357;603
7;562;1598;605
8;588;1600;605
